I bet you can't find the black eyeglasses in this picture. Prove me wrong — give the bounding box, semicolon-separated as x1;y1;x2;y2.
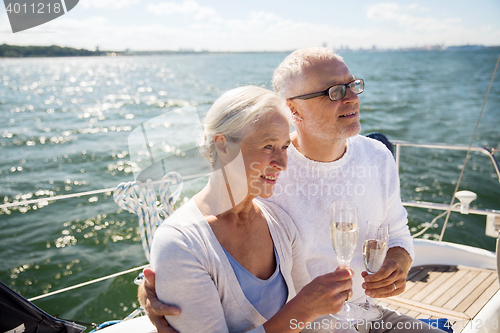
289;79;364;101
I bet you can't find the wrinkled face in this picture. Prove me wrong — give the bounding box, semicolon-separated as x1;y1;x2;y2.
289;58;361;142
239;111;290;199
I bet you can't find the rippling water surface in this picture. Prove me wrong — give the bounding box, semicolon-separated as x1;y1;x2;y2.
1;50;499;327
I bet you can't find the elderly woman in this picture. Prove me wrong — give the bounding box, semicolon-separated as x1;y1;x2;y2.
148;86;353;332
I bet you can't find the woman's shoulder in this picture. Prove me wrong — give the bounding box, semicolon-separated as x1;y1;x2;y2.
255;198;298;236
154;199;208;246
151;199;212;265
255;198;289;220
160;199;204;228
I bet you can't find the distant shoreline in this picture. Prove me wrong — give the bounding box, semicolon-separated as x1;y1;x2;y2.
1;43;499;58
0;44;104;58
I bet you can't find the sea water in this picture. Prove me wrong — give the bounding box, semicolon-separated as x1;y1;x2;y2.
1;50;499;327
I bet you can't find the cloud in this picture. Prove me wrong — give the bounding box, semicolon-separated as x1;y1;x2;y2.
407;3;430;12
2;1;497;51
365;2;460;32
444;18;462;24
360;3;500;48
366;2;401;21
0;3;446;51
171;9;342;51
80;0;139;9
147;1;219;21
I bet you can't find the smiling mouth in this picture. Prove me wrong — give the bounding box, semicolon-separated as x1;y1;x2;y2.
260;175;278;181
339;111;358;118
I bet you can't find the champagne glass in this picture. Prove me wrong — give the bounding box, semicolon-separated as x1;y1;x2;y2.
329;201;363;322
361;221;389;321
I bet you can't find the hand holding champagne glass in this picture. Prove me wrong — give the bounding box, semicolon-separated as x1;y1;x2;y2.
329;201;362;322
361;221;389;320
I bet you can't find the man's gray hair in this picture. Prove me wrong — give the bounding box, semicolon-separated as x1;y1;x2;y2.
199;85;289;166
272;47;344;99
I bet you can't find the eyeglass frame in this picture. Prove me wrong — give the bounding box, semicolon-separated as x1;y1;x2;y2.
288;79;364;101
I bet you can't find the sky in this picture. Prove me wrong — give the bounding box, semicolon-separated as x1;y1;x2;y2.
1;0;499;52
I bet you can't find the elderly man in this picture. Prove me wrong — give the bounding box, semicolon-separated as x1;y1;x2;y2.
139;47;446;333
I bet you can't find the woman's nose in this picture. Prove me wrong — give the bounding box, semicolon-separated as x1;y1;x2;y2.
271;151;287;171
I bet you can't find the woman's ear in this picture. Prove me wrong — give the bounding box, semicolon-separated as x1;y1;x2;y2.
214;134;241;165
214;134;230;163
286;100;303;123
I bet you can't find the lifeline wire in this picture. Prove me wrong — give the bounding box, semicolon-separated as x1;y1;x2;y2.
0;172;207;210
439;53;500;241
28;264;148;302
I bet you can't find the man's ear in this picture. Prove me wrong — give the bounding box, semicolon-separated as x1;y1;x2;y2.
286;100;303;123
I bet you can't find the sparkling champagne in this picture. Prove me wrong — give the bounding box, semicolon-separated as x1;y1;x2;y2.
331;222;359;266
363;239;388;273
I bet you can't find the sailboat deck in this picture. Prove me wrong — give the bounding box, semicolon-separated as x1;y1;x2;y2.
376;265;499;332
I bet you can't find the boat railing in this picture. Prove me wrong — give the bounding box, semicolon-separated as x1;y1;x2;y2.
393;141;500;183
0;172;208;210
392;140;500;239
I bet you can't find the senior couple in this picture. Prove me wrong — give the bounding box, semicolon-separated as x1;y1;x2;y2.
140;48;445;333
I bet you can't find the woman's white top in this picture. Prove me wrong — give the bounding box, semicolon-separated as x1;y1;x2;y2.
150;198;311;333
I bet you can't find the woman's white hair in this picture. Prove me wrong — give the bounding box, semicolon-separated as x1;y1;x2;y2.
199;85;289;166
272;47;344;99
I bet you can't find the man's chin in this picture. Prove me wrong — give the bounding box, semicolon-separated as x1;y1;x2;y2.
348;122;361;138
339;123;361;140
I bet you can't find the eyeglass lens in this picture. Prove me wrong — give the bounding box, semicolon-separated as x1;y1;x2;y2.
329;80;363;101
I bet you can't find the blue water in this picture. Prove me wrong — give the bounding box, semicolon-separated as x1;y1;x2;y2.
1;50;499;328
